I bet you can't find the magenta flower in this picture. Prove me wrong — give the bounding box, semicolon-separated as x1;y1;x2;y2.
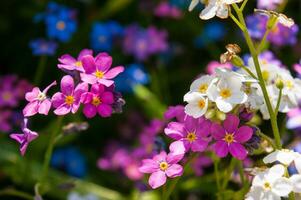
139;151;183;189
23;81;57;117
80;53;124;87
51;75;88;115
211;114;253;160
10;118;38;156
58;49;93;73
164;116;211;153
80;84;114;118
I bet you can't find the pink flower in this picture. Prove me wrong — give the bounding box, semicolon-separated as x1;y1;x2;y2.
211;114;253;160
80;53;124;87
206;61;232;75
58;49;93;73
139;151;183;189
80;84;114;118
164;105;185;122
164;116;211;153
10;118;38;156
23;81;57;117
51;75;88;115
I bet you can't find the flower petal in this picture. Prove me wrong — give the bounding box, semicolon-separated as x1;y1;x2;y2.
148;171;166;189
80;73;98;85
51;92;65;108
235;126;253;143
83;104;97;118
199;1;218;20
210;123;225;140
229;142;247;160
139;159;158;173
81;55;96;74
103;66;124;79
164;122;185;140
223;114;239;133
289;174;301;193
23;101;39;117
213;140;229;158
101;92;114;104
165;164;183;178
77;49;93;60
95;53;112;72
272;177;292;197
97;104;112;117
191;139;208;152
61;75;74;95
38;99;51;115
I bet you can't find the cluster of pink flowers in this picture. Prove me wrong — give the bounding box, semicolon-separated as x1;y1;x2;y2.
0;75;32;133
139;106;254;189
10;49;125;155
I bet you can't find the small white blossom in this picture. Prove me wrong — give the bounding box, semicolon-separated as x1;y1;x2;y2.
189;75;217;94
246;164;293;200
289;174;301;193
263;149;300;166
184;92;209;118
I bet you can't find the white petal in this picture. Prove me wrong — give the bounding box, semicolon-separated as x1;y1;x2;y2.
184;99;208;118
245;187;264;200
199;1;218;20
267;164;285;182
189;0;199;11
207;84;219;101
216;3;229;19
228;90;248;104
272;177;292;197
252;173;265;187
216;98;233;113
295;156;301;174
224;0;243;4
263;151;278;164
289;174;301;193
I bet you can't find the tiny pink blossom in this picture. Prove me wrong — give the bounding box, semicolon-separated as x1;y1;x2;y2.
206;61;232;75
164;116;211;153
58;49;93;73
23;81;57;117
10;118;38;156
139;151;183;189
51;75;88;115
211;114;253;160
80;52;124;87
80;84;114;118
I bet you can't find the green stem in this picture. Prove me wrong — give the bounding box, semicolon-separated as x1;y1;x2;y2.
257;30;270;53
34;55;47;85
39;117;64;185
237;160;245;185
222;157;237;190
232;3;282;149
275;88;283;116
0;188;33;200
213;155;221;200
241;65;257;79
240;0;249;10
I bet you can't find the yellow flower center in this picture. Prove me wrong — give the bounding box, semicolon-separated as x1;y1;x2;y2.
224;133;234;144
285;80;294;90
263;182;271;190
220;88;232;99
92;97;101;106
262;70;269;81
198;99;206;109
199;83;208;94
95;70;104;79
159;162;168;171
65;95;74;105
56;21;66;30
75;61;82;68
186;132;197;143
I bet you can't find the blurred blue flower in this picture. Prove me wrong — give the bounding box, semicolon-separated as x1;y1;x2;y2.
115;64;149;93
169;0;189;9
29;39;58;56
90;22;113;52
106;21;124;37
51;147;87;178
194;21;226;48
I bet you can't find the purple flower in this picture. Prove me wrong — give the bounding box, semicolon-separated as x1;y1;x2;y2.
80;84;114;118
164;105;185;122
139;151;183;189
211;114;253;160
0;79;19;107
10;118;38;156
51;75;88;115
267;23;299;46
58;49;93;73
246;14;267;39
154;2;182;19
164;116;211;153
191;155;212;176
23;81;57;117
80;53;124;87
257;0;284;10
0;109;12;132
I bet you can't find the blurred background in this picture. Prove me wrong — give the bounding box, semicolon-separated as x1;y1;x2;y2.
0;0;300;199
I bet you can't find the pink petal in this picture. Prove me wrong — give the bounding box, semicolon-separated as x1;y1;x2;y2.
149;171;166;189
210;123;225;140
101;92;114;104
168;141;186;163
164;122;185;140
53;104;71;115
71;102;81;114
223;114;239;133
58;54;76;65
83;104;97;118
91;84;105;94
25;87;40;102
80;92;93;104
51;92;65;108
10;133;24;144
81;55;96;74
103;66;124;79
80;73;98;84
197;119;211;137
165;164;183;178
139;159;158;173
60;75;74;95
191;139;208;152
97;79;114;87
213;140;229;158
235;126;253;143
38;99;51;115
77;49;93;60
97;104;112;117
153;151;167;162
42;81;57;94
23;101;39;117
74;83;88;100
20;142;29;156
95;53;112;72
229;142;248;160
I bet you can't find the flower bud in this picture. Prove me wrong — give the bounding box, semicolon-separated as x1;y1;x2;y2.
216;110;226;121
205;109;216;119
275;78;284;89
231;55;244;68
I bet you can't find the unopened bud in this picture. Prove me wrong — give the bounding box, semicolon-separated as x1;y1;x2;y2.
275;78;284;89
216;111;226;121
205;109;216;119
231;55;244;67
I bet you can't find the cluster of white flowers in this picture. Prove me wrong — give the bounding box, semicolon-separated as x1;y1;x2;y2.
246;149;301;200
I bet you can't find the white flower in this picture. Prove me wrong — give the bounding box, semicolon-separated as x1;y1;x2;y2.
207;74;247;113
184;92;209;118
246;164;293;200
289;174;301;193
199;0;243;20
263;149;300;166
255;9;295;27
189;0;202;11
243;83;264;110
189;75;217;94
